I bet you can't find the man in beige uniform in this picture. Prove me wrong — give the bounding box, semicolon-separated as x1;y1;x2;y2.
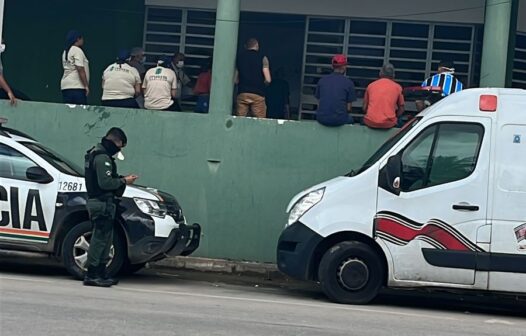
102;49;141;109
142;57;178;111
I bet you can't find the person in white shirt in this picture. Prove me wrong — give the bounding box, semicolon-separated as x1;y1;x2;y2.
101;50;141;109
0;39;16;106
142;57;178;111
61;30;89;104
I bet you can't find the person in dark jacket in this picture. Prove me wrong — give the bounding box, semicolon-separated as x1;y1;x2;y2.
235;38;272;118
83;128;138;287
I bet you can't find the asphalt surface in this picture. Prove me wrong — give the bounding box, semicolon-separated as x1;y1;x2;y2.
0;259;525;336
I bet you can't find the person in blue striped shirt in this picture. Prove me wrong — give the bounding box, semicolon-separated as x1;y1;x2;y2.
416;60;464;111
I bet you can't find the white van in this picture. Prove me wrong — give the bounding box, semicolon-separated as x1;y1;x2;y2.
277;88;526;304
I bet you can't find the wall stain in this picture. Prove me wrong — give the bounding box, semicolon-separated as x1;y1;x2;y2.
83;106;111;134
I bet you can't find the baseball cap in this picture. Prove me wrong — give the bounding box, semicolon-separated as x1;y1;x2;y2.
157;55;172;67
117;49;131;62
332;54;347;67
438;60;455;72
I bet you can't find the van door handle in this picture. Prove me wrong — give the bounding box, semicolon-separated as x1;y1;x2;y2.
452;204;479;211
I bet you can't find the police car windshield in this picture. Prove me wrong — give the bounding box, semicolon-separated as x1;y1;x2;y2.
21;142;83;177
350;117;421;176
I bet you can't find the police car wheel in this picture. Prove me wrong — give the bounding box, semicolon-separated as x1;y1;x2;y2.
62;221;125;280
318;241;384;305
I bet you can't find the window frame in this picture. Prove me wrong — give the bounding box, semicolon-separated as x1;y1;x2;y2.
398;121;485;192
0;143;41;182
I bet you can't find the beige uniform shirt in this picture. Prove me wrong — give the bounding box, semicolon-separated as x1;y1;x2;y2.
61;46;90;90
102;63;141;100
142;67;177;110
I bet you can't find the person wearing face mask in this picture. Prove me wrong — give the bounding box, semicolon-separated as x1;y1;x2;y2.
128;47;146;80
101;49;141;109
83;127;138;287
128;47;147;109
0;40;17;106
61;30;90;104
170;52;191;111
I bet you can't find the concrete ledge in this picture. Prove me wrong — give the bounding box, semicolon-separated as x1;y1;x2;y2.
151;256;284;279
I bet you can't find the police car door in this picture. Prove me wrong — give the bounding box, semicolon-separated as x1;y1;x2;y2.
376;116;491;287
0;141;57;246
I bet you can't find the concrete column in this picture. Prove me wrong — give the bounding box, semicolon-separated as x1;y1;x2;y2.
209;0;240;117
480;0;518;87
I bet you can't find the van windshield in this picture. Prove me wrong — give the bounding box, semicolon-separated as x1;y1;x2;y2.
22;142;84;177
350;118;421;176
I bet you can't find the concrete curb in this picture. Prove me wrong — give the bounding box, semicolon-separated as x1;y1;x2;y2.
151;256;285;280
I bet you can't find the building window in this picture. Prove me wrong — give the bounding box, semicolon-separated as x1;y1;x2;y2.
300;17;481;120
513;32;526;89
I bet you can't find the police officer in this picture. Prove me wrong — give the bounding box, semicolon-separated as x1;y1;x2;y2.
83;127;138;287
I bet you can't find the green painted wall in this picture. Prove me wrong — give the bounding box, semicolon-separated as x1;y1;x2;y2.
1;101;393;262
2;0;145;103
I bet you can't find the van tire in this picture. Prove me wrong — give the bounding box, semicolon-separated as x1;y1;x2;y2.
62;221;125;280
318;241;383;304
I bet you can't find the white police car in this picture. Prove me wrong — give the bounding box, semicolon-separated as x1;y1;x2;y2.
0;118;200;278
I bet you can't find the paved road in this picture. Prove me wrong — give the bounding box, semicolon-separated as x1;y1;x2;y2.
0;261;525;336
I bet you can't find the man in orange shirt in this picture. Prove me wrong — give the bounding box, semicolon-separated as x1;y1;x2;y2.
363;64;405;129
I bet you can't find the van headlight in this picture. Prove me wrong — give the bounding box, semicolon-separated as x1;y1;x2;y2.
134;198;167;218
287;188;325;226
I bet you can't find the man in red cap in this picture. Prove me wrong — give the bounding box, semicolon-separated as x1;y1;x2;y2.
315;54;356;126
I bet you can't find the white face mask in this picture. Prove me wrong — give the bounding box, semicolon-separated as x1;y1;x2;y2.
176;60;184;68
0;44;5;53
115;151;125;161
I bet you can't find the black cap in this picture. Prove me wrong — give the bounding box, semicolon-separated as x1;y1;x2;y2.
439;60;455;69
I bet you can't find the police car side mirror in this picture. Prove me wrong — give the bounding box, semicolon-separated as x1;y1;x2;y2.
26;166;54;184
378;155;402;196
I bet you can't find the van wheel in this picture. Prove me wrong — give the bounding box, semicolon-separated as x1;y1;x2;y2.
62;221;125;280
318;241;383;304
120;262;147;275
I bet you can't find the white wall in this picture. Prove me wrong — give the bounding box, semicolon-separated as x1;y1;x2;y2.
147;0;487;24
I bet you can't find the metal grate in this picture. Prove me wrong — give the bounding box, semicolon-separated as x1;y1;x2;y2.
300;17;347;119
144;7;216;107
300;17;479;119
513;32;526;89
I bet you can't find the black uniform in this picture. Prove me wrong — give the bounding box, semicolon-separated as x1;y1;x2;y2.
84;141;126;284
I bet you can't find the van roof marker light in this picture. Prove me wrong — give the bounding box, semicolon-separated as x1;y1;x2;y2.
479;95;497;112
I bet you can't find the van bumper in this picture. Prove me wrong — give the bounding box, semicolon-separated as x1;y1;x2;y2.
276;222;323;281
128;223;201;264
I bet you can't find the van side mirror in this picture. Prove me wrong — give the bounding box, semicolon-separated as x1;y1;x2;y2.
379;155;402;196
26;166;54;184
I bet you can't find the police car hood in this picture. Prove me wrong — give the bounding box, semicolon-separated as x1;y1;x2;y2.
124;185;164;201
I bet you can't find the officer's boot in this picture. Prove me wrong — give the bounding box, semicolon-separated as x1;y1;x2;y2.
83;266;113;287
101;265;119;286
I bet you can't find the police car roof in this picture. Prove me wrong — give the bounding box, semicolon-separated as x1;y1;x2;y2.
0;126;37;142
